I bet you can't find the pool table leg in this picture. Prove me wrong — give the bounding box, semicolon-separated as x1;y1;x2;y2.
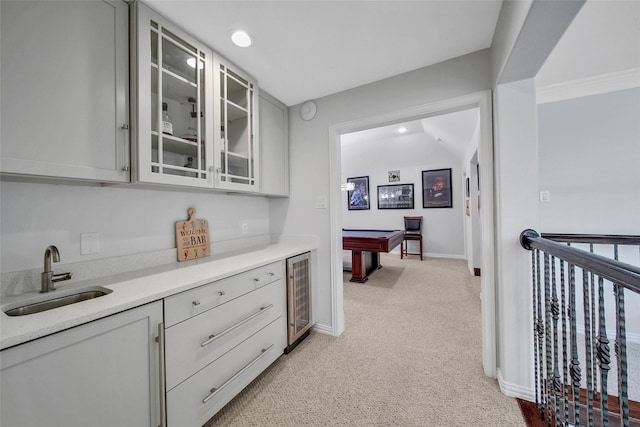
350;251;382;283
350;250;368;282
372;252;382;270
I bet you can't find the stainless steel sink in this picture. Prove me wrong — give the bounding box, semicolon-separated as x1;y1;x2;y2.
3;287;113;316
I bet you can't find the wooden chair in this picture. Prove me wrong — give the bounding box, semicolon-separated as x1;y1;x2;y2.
401;216;423;260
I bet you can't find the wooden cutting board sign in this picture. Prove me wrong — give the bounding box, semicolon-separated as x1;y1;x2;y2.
175;208;210;261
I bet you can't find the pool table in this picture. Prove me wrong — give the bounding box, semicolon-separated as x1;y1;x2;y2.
342;229;404;283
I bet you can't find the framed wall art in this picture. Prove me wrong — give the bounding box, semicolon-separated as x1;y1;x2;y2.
347;176;370;210
377;183;414;209
422;168;453;208
388;170;400;182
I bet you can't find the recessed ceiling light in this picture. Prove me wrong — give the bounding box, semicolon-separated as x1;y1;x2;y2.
231;30;252;47
398;126;407;133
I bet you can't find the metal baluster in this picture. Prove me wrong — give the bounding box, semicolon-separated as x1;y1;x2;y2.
560;259;570;426
569;263;581;426
596;276;610;427
551;256;562;426
614;283;629;427
536;249;546;420
612;242;630;426
544;252;553;425
589;244;598;402
532;250;541;412
583;269;595;426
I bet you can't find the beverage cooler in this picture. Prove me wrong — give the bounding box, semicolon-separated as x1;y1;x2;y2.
285;252;313;353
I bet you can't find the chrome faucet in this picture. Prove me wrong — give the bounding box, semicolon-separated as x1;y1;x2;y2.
41;245;72;293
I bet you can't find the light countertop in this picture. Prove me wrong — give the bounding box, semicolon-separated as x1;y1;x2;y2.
0;240;315;350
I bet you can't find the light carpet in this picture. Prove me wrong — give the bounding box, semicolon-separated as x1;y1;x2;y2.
205;255;526;426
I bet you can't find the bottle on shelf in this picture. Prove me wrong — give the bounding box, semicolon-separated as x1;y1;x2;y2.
184;156;196;177
162;102;173;136
182;97;198;142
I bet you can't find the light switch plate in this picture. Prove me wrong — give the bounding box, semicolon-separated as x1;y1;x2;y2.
81;232;99;255
315;195;327;209
539;191;551;203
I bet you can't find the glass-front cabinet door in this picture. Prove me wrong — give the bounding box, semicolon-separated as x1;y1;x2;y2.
213;57;259;191
133;3;213;187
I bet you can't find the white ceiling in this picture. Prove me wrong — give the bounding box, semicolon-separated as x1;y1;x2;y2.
537;0;640;86
144;0;503;107
341;108;479;161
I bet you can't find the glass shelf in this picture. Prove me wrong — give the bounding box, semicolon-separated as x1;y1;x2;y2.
152;131;200;154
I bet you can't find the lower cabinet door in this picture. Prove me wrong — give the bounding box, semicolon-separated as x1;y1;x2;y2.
0;301;163;427
166;316;286;427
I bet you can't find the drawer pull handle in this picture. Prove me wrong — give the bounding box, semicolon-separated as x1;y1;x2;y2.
157;323;167;427
192;300;201;306
200;304;274;348
202;344;275;404
218;291;226;296
253;272;275;285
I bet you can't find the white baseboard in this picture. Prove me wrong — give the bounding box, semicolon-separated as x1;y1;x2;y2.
312;322;335;336
425;252;466;260
387;249;466;260
497;369;535;401
576;326;640;345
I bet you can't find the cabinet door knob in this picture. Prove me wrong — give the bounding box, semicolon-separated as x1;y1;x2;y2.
218;291;226;296
192;300;201;306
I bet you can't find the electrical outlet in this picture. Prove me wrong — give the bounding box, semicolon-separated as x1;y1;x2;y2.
80;232;99;255
241;223;248;234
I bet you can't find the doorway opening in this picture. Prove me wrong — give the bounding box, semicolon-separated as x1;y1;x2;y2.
328;90;496;377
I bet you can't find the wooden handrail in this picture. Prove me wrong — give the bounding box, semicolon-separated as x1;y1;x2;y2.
541;233;640;245
520;229;640;294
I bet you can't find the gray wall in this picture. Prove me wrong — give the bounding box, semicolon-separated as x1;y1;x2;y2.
538;87;640;338
538;88;640;234
341;132;465;258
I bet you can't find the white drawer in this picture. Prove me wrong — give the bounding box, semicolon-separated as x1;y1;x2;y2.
166;316;286;427
165;278;285;391
164;261;284;327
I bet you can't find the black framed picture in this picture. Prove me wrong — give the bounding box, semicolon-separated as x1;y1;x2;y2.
377;183;414;209
422;168;453;208
347;176;370;210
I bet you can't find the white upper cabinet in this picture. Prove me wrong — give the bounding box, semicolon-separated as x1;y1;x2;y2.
213;57;260;192
131;2;214;188
0;0;130;182
259;91;289;196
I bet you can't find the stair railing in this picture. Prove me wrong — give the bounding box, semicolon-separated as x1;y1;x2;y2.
520;230;640;427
